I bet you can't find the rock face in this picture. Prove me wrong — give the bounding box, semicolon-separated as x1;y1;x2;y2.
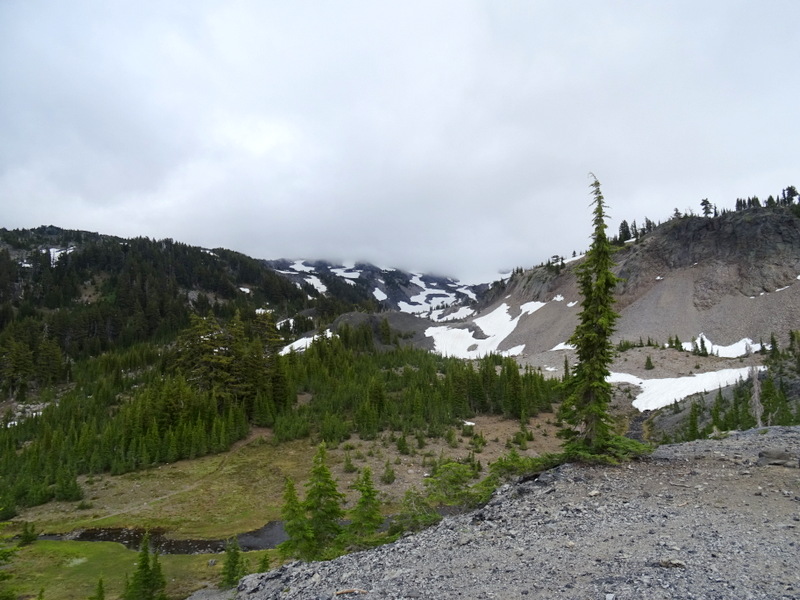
486;208;800;357
234;427;800;600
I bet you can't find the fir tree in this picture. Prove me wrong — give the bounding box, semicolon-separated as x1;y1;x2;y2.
123;533;166;600
88;578;105;600
221;537;246;588
278;478;313;560
348;467;382;539
304;443;344;551
558;176;632;457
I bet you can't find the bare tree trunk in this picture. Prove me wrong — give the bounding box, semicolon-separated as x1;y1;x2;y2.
749;366;763;428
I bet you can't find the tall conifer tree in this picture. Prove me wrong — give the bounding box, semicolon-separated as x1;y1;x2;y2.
558;175;620;455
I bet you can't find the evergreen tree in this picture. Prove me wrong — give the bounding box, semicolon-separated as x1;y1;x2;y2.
304;443;344;551
220;537;246;588
558;176;625;456
618;220;631;243
123;533;166;600
700;198;712;217
88;578;105;600
257;553;271;573
278;478;313;560
348;467;382;538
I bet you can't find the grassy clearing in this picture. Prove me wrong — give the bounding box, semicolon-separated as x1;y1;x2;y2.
4;539;276;600
8;415;561;599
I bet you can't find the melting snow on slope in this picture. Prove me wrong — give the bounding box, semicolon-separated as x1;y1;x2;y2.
331;264;362;284
290;260;315;273
398;275;458;314
550;342;576;351
305;276;327;294
429;306;475;322
280;330;334;355
373;288;388;301
610;367;760;411
426;302;545;358
49;247;74;266
457;286;477;302
681;334;763;357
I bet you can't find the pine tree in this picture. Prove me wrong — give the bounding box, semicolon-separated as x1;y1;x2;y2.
558;175;631;457
278;478;313;560
123;533;166;600
348;467;382;538
257;553;271;573
304;443;344;552
221;537;245;588
88;578;105;600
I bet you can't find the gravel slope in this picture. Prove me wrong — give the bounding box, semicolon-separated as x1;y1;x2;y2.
230;427;800;600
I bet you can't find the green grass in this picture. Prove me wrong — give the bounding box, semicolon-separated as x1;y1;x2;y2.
19;435;318;539
4;539;275;600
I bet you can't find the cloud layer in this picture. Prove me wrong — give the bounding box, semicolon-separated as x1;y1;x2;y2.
2;1;798;282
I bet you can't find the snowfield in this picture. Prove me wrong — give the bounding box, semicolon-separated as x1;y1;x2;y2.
304;275;327;294
609;367;761;411
680;333;764;357
425;302;545;359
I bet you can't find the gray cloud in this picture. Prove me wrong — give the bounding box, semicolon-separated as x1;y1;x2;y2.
2;1;798;282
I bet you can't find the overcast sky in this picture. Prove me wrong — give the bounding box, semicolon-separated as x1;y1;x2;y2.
1;1;798;282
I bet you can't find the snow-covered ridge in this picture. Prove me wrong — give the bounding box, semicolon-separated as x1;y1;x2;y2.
264;258;484;317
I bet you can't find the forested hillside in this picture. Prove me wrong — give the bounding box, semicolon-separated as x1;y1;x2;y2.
0;225;561;522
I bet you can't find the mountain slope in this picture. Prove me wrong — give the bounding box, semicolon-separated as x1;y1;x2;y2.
263;258;483;319
412;207;800;364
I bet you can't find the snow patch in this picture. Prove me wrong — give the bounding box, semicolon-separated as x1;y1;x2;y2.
49;247;74;266
280;330;334;355
239;287;251;294
305;276;327;294
429;306;475;322
520;301;546;315
372;288;388;301
456;286;477;301
425;303;537;359
553;295;564;302
550;342;576;351
398;275;458;314
331;266;361;280
681;334;763;358
567;301;578;308
290;260;315;273
609;367;761;411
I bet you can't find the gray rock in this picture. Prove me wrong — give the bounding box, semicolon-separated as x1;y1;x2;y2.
224;426;800;600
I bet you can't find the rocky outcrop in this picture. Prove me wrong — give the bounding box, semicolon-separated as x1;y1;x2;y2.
231;426;800;600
